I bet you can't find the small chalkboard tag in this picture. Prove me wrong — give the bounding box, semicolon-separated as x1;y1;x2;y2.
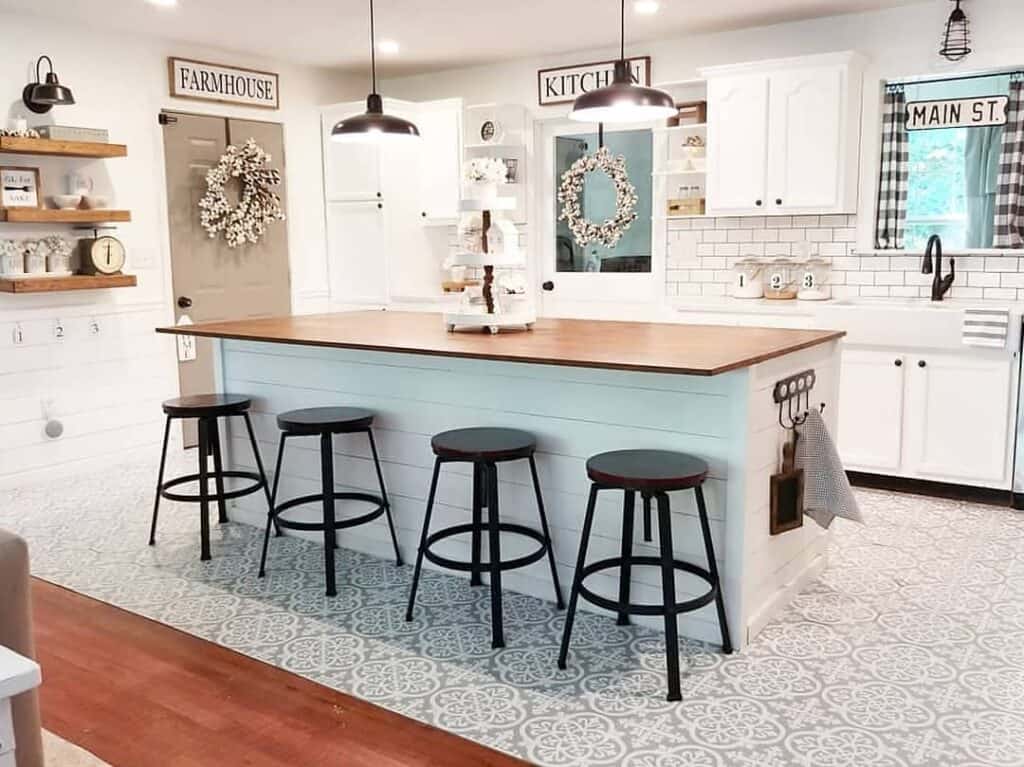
770;433;805;535
176;314;197;362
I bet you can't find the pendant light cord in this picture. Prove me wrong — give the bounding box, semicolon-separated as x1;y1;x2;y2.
620;0;625;61
369;0;377;94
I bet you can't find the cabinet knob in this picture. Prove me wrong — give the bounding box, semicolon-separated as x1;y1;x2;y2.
376;192;382;198
894;359;902;367
421;211;427;218
542;281;555;292
918;360;927;368
755;199;763;207
377;203;383;209
775;198;783;206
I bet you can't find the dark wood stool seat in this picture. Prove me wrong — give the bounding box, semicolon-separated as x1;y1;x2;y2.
258;406;402;597
586;449;709;491
150;393;271;562
161;393;252;418
431;427;536;462
406;427;563;649
560;448;732;702
277;407;375;436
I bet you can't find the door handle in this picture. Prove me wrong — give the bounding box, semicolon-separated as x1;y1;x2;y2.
542;281;554;292
177;296;193;309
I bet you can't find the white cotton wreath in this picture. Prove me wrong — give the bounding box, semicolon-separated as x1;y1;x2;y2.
198;138;285;248
557;146;638;249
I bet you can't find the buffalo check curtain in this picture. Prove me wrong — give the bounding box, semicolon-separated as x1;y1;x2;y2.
875;87;909;250
994;79;1024;248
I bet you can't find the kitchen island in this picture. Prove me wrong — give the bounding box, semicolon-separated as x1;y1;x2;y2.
157;311;844;648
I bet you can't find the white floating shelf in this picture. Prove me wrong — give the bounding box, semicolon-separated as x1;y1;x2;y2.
655;123;707;133
464;142;525;151
458;197;517;212
448;251;525;267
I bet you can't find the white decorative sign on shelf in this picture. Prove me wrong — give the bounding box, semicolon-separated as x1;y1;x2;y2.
538;57;650;106
169;57;279;110
906;96;1008;131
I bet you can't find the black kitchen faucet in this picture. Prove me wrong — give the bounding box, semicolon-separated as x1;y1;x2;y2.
921;234;955;301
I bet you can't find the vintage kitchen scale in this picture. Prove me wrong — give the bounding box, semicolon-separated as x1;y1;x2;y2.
444;191;534;334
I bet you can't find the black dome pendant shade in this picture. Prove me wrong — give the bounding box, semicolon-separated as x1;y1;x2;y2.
569;0;675;123
331;0;419;143
22;55;75;114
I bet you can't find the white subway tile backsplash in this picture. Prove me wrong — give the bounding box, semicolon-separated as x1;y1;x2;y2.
664;215;1023;302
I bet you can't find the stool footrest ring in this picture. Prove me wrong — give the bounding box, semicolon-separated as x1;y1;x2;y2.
273;492;386;532
423;522;548;573
160;471;265;504
578;556;718;616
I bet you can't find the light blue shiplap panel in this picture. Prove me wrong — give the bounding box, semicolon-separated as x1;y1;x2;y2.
219;339;744;644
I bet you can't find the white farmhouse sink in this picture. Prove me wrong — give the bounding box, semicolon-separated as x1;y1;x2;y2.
816;299;1019;351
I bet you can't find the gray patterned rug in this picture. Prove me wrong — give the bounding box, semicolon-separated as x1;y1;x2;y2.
3;453;1024;766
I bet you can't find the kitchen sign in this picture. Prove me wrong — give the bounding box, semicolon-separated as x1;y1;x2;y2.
169;57;279;110
538;57;651;106
906;96;1008;131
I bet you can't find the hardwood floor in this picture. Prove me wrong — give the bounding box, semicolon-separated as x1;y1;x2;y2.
32;580;529;767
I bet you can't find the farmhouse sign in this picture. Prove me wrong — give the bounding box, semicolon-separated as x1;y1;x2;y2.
169;57;280;110
538;57;651;107
906;96;1008;131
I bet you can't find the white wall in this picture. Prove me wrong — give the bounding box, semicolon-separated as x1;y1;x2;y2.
382;0;1024;295
0;12;360;484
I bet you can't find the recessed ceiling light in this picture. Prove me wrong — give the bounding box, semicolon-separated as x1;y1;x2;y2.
377;39;400;55
634;0;660;14
146;0;178;7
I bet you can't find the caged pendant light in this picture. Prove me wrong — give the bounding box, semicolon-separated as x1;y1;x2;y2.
939;0;972;63
331;0;419;143
569;0;676;123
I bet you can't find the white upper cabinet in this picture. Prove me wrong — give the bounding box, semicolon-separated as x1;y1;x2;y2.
702;52;864;217
705;75;769;214
322;102;382;202
416;99;463;223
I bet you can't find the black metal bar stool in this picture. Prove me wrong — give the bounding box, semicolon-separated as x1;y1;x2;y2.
558;449;732;702
405;427;564;649
258;407;402;597
150;393;272;561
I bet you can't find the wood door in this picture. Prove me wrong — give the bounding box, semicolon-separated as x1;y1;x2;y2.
767;67;843;213
162;112;291;445
836;347;906;473
706;74;769;215
903;351;1013;486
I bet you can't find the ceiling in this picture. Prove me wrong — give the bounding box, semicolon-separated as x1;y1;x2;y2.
0;0;924;74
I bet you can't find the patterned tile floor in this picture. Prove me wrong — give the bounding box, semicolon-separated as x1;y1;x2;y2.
3;453;1024;766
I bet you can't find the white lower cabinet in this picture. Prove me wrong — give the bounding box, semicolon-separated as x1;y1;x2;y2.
838;349;906;473
838;345;1016;488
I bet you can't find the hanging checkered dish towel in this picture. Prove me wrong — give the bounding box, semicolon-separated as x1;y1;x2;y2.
876;87;909;249
794;409;864;529
994;80;1024;248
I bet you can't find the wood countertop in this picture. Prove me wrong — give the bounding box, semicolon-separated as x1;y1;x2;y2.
156;311;844;376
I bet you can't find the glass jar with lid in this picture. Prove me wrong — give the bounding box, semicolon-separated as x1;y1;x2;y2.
797;258;832;301
732;257;765;299
764;258;799;300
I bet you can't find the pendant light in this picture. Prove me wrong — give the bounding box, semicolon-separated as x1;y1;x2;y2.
569;0;676;123
331;0;419;143
939;0;971;62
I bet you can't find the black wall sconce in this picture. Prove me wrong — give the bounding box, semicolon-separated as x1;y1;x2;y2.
939;0;972;62
22;55;76;114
